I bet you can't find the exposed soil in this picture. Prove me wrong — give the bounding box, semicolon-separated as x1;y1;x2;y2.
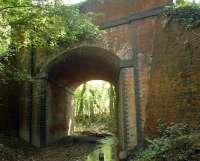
0;133;107;161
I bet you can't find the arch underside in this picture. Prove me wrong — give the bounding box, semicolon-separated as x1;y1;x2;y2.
45;47;121;143
47;47;120;88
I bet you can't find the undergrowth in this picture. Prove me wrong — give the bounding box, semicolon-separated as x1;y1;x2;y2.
130;122;200;161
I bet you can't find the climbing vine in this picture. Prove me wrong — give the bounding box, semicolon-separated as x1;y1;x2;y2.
163;0;200;30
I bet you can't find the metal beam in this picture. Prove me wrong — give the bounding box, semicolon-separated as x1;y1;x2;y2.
120;59;134;68
131;21;142;147
100;4;168;29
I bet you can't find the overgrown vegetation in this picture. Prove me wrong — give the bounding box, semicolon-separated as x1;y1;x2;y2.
0;0;100;80
163;0;200;29
73;81;117;134
131;122;200;161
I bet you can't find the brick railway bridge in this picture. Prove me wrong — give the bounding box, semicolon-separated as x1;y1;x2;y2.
1;0;200;151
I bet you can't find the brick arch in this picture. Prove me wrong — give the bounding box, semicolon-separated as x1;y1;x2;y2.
17;0;175;150
38;33;133;75
44;46;122;144
44;46;121;87
4;0;198;155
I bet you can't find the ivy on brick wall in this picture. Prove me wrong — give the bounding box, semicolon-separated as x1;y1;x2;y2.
163;0;200;30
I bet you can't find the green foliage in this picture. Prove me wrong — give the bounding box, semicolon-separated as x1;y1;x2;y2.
157;121;190;138
0;0;100;79
74;81;116;133
131;122;196;161
163;0;200;30
175;0;190;7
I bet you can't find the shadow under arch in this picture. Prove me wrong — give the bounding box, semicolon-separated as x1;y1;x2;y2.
45;46;121;88
44;46;121;144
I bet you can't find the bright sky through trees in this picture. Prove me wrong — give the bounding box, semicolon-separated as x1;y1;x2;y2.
173;0;200;3
64;0;86;4
187;0;200;2
48;0;86;5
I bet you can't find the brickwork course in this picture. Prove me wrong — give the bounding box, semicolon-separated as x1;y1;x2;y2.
0;0;199;151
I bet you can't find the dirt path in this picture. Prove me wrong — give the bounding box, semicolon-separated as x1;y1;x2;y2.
0;134;104;161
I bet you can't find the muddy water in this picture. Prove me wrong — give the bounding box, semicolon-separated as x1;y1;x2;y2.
84;136;118;161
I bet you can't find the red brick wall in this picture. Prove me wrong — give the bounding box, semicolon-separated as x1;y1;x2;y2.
132;0;170;12
81;0;132;24
99;24;133;60
135;17;158;130
145;18;200;136
82;0;171;24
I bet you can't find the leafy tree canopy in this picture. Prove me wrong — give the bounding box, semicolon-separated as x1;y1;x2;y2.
0;0;100;79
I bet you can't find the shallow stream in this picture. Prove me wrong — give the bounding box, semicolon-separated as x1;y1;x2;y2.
84;136;118;161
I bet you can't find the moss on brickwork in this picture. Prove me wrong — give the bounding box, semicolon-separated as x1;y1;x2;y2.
163;3;200;30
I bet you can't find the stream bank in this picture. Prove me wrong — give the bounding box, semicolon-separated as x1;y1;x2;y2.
0;133;111;161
